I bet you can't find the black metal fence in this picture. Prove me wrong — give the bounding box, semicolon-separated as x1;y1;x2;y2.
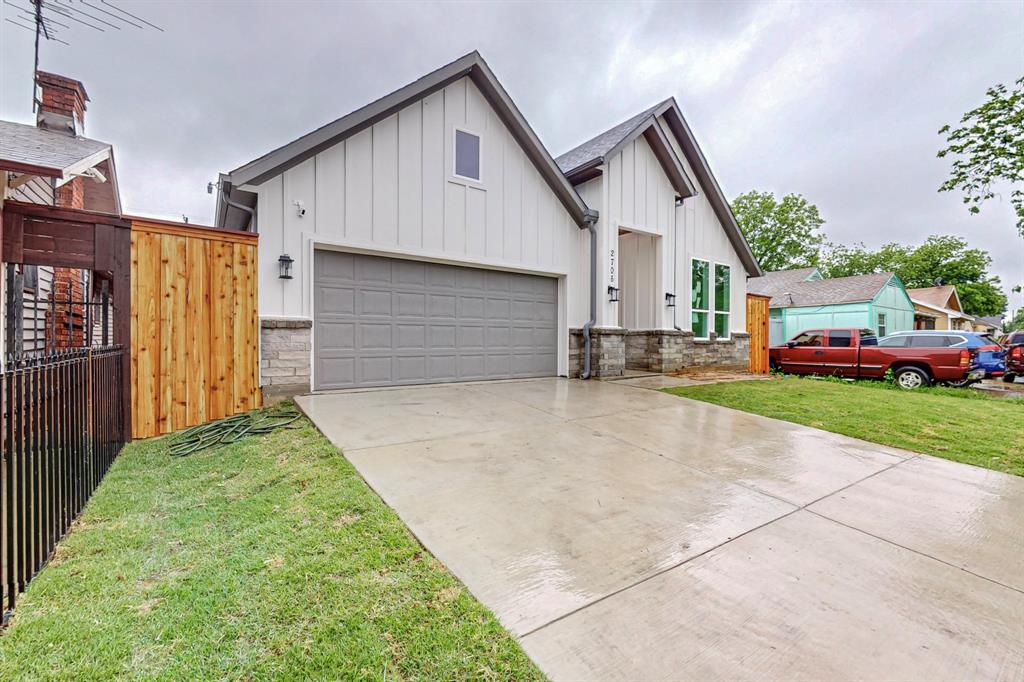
1;346;126;622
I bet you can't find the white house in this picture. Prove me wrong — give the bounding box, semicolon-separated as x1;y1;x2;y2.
214;52;761;397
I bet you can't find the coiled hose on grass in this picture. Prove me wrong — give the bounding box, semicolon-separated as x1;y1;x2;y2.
169;409;301;457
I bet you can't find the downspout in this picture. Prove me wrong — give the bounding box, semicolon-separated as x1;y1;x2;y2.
580;208;599;379
673;196;685;332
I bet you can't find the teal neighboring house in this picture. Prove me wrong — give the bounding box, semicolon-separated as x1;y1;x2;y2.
748;267;915;345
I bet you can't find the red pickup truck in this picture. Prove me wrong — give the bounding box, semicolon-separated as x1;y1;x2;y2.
1001;330;1024;382
769;328;981;389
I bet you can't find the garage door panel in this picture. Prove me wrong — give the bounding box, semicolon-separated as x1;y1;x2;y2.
458;325;486;349
359;356;393;383
459;296;485;319
396;324;426;349
394;260;427;285
316;286;355;316
429;324;457;348
319;321;355;350
359;290;393;316
395;356;427;382
486;271;512;292
486;326;512;348
320;357;355;385
314;251;557;389
359;257;393;283
486;298;511;319
395;292;427;317
316;250;356;280
459;355;486;378
428;264;457;288
429;355;457;380
429;294;457;318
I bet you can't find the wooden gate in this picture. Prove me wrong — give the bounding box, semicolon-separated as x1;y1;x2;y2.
130;218;261;439
746;293;771;374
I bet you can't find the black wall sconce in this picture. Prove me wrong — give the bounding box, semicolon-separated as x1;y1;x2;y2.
278;254;294;279
607;285;620;303
665;292;676;307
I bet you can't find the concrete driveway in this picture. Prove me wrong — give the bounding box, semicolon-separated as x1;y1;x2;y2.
296;378;1024;681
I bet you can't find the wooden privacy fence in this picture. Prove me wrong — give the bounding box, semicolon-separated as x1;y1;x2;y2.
2;346;126;619
130;219;261;439
746;293;771;374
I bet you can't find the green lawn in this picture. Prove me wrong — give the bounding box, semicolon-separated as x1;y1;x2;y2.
0;406;543;681
665;377;1024;476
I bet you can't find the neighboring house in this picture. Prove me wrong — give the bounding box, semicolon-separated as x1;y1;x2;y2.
749;267;914;345
0;71;121;359
968;314;1001;335
214;51;761;396
906;285;973;331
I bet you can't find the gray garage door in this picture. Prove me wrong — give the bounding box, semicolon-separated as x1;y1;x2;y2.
313;250;558;390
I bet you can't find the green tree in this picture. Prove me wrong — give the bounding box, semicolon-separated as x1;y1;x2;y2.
1005;307;1024;332
731;191;825;272
819;235;1007;317
938;77;1024;236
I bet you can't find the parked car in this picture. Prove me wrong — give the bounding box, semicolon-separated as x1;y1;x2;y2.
769;328;982;389
881;330;1006;385
1000;330;1024;383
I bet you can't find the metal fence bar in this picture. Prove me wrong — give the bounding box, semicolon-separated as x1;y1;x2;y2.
0;346;126;623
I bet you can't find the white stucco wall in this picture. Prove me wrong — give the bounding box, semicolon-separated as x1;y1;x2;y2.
253;76;589;375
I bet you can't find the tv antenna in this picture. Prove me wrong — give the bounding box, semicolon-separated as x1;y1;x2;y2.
3;0;164;111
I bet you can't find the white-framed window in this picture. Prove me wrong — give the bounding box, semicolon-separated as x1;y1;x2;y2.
714;263;731;339
453;127;482;182
691;258;710;339
877;312;887;337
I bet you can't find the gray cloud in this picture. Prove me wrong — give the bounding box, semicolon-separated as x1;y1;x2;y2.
2;0;1021;313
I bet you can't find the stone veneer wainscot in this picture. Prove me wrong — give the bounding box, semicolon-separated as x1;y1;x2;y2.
260;318;312;402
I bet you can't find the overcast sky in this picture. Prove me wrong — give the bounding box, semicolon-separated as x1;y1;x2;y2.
2;0;1022;314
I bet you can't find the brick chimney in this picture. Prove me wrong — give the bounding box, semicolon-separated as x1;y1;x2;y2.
38;70;90;348
36;70;89;136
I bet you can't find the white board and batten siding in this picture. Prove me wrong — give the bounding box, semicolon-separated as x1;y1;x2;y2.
657;115;748;334
594;126;748;333
254;76;589;376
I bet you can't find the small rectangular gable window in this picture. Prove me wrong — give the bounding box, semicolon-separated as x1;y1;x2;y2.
454;129;481;181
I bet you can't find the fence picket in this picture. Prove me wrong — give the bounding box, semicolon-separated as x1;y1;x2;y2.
1;347;126;623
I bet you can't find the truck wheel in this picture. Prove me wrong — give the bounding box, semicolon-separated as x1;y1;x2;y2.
894;366;930;389
1004;373;1018;384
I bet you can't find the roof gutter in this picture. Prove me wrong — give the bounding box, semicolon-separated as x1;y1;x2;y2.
217;180;256;231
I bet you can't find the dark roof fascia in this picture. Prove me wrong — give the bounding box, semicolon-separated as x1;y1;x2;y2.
564;157;603;185
654;99;762;276
640;121;697;198
223;51;590;227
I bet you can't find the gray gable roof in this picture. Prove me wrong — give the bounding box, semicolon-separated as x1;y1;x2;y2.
0;119;110;178
747;267;820;297
749;270;898;308
555;104;661;175
556;98;762;276
218;51;590;230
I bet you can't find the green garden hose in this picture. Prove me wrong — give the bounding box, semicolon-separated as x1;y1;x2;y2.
169;409;301;457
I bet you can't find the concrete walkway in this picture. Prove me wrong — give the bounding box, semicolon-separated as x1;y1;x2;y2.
296;378;1024;681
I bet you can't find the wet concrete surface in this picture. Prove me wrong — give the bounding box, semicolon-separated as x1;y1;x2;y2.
296;378;1024;680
